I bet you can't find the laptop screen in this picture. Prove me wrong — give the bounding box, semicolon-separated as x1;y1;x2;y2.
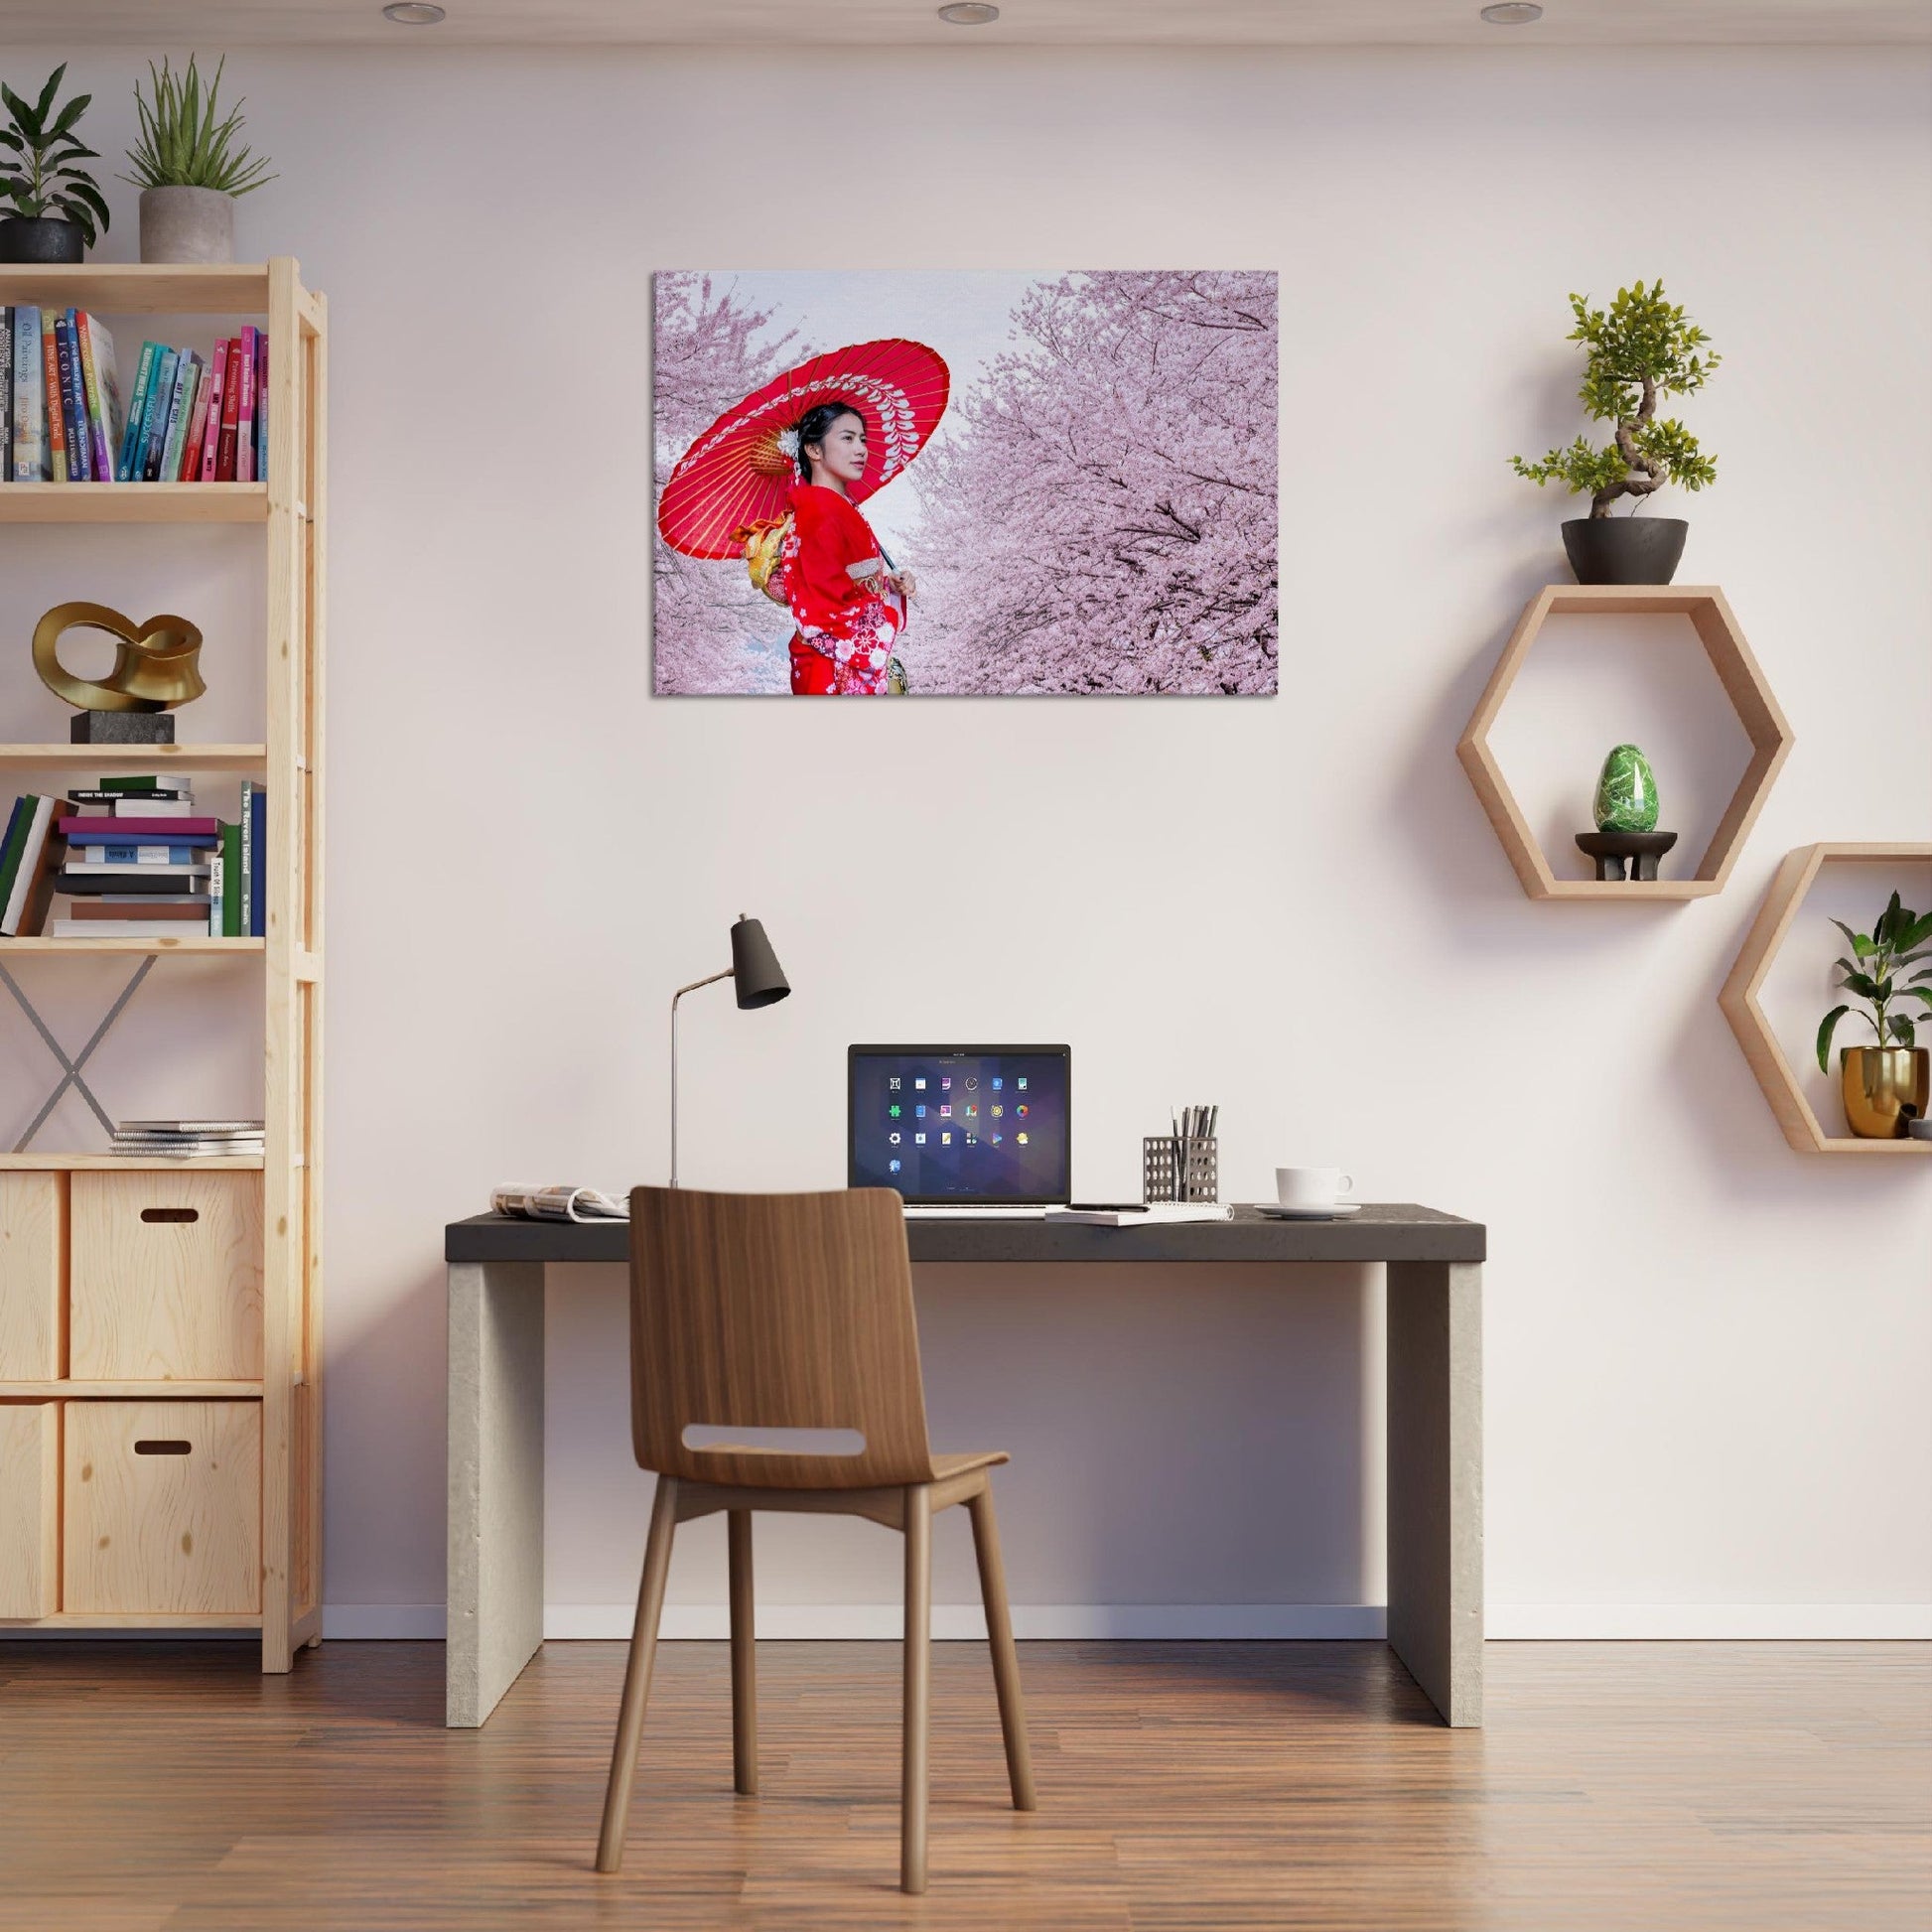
848;1044;1071;1204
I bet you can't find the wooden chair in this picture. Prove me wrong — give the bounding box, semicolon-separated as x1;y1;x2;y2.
595;1185;1037;1894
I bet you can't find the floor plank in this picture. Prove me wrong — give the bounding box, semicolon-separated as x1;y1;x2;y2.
0;1640;1924;1929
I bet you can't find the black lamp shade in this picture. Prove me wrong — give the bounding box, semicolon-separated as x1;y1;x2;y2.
730;915;790;1010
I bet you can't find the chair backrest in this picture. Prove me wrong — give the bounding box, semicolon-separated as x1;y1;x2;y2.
626;1185;937;1490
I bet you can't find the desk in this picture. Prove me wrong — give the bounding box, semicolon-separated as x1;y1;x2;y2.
444;1203;1484;1729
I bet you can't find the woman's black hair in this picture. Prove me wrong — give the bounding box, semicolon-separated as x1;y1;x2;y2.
795;399;864;483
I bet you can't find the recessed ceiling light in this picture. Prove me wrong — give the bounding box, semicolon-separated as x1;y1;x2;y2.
382;2;447;22
1479;2;1544;21
938;3;1001;24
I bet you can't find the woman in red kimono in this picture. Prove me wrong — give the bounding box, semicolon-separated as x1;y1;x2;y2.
766;400;913;696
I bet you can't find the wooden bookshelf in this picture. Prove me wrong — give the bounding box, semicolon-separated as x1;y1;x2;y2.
1456;586;1795;901
0;260;326;1668
1719;843;1932;1158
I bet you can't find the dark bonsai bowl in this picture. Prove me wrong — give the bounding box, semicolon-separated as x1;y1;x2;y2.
0;216;86;264
1562;516;1689;586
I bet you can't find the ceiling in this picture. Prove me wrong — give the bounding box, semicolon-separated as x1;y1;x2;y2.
5;1;1928;49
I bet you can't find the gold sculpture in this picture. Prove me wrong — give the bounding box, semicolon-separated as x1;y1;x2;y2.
33;601;206;714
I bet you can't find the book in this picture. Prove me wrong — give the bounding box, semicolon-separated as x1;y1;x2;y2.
76;312;120;482
67;897;211;919
50;918;211;938
11;307;43;480
198;339;227;481
216;339;242;480
55;312;88;481
239;781;254;937
254;332;268;479
69;796;197;819
99;773;168;792
1042;1203;1234;1227
109;1138;265;1158
40;311;66;483
248;783;266;937
0;306;11;473
179;354;213;481
1;795;60;935
120;1119;264;1134
59;869;210;896
138;346;179;483
118;340;159;480
0;797;31;908
220;819;242;937
60;816;219;840
159;353;200;483
66;788;193;805
235;326;258;484
72;847;207;866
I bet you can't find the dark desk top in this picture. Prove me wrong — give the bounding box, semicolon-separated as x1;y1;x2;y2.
446;1203;1483;1267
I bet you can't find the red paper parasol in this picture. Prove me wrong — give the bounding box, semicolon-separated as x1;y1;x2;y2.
657;339;951;560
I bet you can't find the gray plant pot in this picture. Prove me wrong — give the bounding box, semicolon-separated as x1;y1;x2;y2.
139;186;236;265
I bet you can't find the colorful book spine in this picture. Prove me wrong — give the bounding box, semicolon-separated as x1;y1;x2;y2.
1;796;59;936
139;347;180;483
159;354;200;485
76;845;205;865
254;332;268;480
76;313;120;483
248;785;267;937
179;356;213;481
0;797;30;907
235;327;258;485
0;307;11;479
216;339;242;481
207;847;224;935
118;340;159;481
220;820;242;936
238;781;254;937
198;341;228;480
12;307;43;481
56;313;89;482
40;312;66;484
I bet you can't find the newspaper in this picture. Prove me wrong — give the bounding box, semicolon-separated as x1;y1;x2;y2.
490;1184;630;1224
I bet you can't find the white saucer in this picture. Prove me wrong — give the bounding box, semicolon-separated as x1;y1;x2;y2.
1251;1201;1362;1220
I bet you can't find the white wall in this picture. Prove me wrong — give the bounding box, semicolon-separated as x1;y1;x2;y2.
3;43;1927;1640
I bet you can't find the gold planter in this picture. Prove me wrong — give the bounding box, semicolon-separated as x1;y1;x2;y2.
1840;1046;1930;1139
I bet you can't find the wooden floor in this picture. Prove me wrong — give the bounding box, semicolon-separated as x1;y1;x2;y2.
0;1639;1925;1930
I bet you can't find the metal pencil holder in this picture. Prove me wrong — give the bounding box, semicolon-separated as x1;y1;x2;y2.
1143;1135;1218;1205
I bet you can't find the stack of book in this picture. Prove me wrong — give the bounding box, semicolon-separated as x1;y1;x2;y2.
2;307;267;484
111;1118;265;1160
0;775;268;939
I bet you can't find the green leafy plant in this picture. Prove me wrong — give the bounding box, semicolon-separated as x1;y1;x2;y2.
0;65;110;244
1512;281;1719;519
122;56;275;198
1816;893;1932;1071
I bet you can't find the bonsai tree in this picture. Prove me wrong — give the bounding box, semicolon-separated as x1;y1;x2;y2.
1817;893;1932;1071
1512;281;1718;518
122;56;276;200
0;64;110;245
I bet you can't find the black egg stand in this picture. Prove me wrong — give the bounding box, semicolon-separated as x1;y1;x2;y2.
1575;830;1679;882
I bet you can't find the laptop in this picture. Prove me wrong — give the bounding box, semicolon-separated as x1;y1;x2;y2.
848;1044;1071;1217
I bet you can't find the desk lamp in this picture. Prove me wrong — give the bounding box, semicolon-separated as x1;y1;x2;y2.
669;915;789;1186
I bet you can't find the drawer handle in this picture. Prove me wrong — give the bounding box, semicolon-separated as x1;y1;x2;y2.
134;1440;193;1455
141;1207;200;1224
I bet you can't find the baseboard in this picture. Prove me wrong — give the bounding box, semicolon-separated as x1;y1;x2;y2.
1488;1603;1932;1640
311;1601;1932;1643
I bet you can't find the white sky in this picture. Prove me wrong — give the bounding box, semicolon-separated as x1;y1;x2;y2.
708;269;1045;553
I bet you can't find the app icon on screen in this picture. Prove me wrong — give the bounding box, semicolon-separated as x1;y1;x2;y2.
914;1133;926;1145
964;1105;976;1118
915;1104;926;1118
914;1077;926;1090
1017;1133;1029;1145
890;1132;901;1145
992;1077;1003;1091
889;1077;901;1090
939;1105;951;1117
1017;1077;1028;1090
941;1076;952;1090
991;1105;1003;1118
941;1132;951;1145
890;1104;901;1118
889;1159;902;1173
965;1077;978;1090
965;1134;978;1146
990;1133;1003;1146
1016;1104;1029;1118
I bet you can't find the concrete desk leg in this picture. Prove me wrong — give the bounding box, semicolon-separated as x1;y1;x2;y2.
1386;1260;1482;1726
447;1260;546;1727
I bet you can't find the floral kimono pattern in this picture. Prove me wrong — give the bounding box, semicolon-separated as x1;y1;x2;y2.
778;483;903;696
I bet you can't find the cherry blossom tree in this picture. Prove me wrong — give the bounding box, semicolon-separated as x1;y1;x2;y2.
903;272;1278;695
651;273;803;695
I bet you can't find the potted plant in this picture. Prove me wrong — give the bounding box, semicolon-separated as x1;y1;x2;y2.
1511;281;1720;586
0;66;110;264
1816;893;1932;1139
122;56;274;265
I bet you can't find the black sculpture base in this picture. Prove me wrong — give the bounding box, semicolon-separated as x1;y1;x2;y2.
70;711;175;745
1576;830;1679;882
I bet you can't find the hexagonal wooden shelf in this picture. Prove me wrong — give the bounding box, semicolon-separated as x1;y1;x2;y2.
1720;842;1932;1158
1457;585;1795;900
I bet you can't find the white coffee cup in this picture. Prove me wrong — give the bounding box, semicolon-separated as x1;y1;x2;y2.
1276;1166;1353;1210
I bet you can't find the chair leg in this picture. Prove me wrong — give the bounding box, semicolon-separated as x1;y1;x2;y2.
901;1483;933;1895
967;1484;1037;1812
728;1508;758;1796
595;1475;680;1873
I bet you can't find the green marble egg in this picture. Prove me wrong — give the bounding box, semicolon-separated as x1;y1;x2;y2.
1594;744;1659;833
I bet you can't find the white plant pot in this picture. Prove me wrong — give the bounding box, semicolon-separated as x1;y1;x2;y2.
139;186;236;265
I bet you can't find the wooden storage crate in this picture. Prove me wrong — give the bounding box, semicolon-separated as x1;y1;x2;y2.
0;1402;60;1617
64;1401;261;1614
69;1172;263;1382
0;1172;66;1379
